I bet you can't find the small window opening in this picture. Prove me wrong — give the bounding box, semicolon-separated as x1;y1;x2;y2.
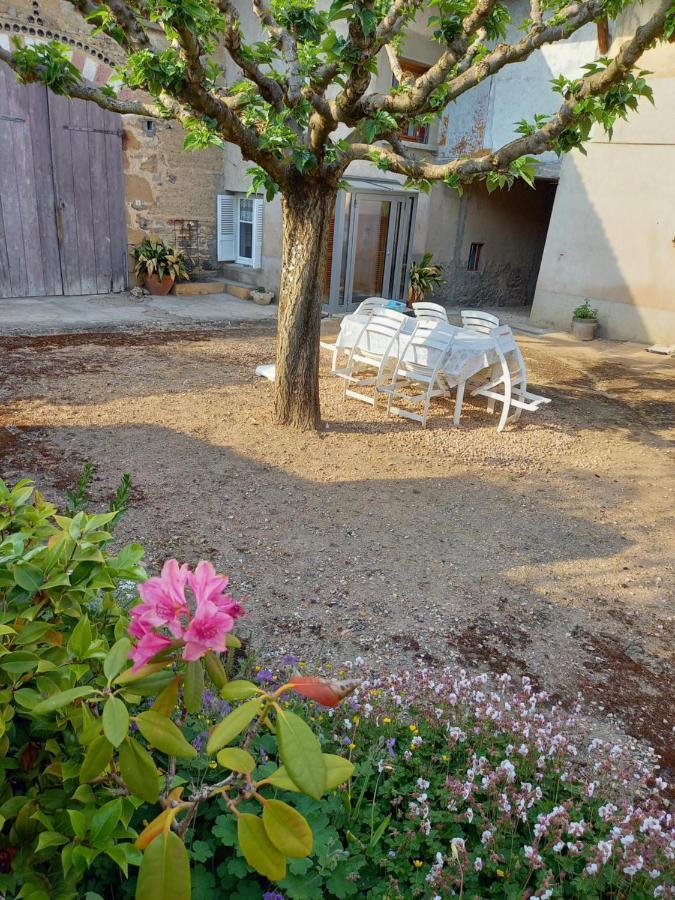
144;119;156;134
467;242;483;271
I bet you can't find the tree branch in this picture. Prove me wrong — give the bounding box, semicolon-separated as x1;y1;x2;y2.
252;0;303;104
344;0;670;182
0;46;163;116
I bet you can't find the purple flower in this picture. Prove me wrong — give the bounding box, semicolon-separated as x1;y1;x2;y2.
192;731;208;752
259;746;268;764
256;669;275;684
281;654;300;666
263;893;285;900
203;689;215;706
386;737;396;757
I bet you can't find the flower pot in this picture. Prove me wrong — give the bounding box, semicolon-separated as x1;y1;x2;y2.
251;290;274;306
143;273;175;295
571;317;598;341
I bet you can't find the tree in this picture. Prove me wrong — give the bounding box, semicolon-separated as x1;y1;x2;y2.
1;0;672;429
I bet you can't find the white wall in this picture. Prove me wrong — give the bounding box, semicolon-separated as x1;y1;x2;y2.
531;5;675;344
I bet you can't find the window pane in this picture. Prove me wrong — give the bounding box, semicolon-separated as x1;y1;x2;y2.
239;222;253;259
239;198;254;223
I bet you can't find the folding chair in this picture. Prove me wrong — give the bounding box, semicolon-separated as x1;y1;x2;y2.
460;309;500;334
379;319;456;427
470;325;550;431
412;302;449;323
334;310;408;406
320;298;386;370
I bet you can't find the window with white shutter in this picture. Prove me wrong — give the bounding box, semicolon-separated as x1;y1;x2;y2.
252;197;263;269
217;194;235;262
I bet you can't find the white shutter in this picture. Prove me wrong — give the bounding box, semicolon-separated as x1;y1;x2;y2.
217;194;235;261
252;197;264;269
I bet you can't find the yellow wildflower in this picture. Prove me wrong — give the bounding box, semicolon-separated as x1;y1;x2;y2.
209;761;217;769
442;754;449;762
496;869;505;877
349;743;356;750
383;716;392;724
413;860;423;869
409;724;418;733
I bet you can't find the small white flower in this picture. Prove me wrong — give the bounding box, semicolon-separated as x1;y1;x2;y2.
585;863;599;875
417;777;430;790
474;857;483;871
553;841;564;853
481;830;492;846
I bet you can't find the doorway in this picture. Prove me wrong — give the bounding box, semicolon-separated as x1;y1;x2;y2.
323;179;417;313
0;61;128;298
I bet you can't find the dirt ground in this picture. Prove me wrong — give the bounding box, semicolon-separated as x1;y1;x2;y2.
1;323;673;770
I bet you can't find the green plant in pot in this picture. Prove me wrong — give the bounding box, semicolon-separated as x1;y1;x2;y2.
408;253;445;306
571;299;599;340
132;237;188;295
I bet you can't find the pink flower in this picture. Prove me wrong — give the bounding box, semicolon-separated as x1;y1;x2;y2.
129;631;173;671
182;599;234;661
188;560;230;605
136;559;189;637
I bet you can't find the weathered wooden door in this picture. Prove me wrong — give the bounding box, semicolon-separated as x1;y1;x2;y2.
0;61;127;298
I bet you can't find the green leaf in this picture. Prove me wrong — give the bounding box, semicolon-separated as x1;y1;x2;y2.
136;831;190;900
89;797;122;847
370;813;391;847
206;698;262;755
135;710;197;759
104;638;132;681
237;813;286;882
0;651;39;675
151;678;179;715
106;842;142;878
67;615;92;658
203;651;228;688
119;737;161;804
323;753;355;790
32;686;95;715
275;709;325;800
35;830;69;852
220;680;259;702
68;809;88;840
102;696;129;747
13;564;43;593
216;747;256;773
80;734;114;783
262;799;313;858
183;660;204;714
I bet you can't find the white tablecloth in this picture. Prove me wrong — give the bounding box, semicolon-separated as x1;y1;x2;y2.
336;313;500;386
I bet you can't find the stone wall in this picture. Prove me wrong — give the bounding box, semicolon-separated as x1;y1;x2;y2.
0;1;225;279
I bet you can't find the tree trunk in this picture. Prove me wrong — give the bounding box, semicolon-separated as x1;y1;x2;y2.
273;179;337;430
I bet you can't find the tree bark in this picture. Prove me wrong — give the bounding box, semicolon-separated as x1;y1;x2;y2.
273;178;337;430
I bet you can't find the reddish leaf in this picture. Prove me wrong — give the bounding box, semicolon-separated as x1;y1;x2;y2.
288;677;359;708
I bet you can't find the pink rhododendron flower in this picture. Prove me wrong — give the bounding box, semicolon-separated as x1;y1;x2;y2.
182;600;233;661
128;559;243;668
129;631;173;671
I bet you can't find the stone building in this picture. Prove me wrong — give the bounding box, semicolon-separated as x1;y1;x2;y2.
0;0;672;343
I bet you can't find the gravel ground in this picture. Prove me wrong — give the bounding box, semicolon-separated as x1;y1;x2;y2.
1;323;673;771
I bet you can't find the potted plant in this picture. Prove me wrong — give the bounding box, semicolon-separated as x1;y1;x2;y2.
251;285;275;305
571;299;599;340
408;253;445;306
132;237;188;295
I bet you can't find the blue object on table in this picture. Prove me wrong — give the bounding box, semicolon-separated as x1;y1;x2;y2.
385;299;408;313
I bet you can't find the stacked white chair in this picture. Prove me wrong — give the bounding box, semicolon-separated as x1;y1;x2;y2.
334;309;408;406
379;319;456;427
320;298;387;370
412;302;449;323
469;324;550;431
460;309;500;333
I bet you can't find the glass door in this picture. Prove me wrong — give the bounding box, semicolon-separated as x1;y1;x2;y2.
323;188;417;312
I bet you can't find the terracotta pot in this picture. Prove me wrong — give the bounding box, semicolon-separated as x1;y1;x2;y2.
143;273;175;295
571;317;598;341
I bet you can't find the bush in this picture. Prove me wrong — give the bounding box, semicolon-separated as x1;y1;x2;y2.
0;480;353;900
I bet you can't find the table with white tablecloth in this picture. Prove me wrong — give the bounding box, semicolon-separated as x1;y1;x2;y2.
334;312;504;387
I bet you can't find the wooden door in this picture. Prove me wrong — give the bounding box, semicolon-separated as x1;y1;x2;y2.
0;61;127;298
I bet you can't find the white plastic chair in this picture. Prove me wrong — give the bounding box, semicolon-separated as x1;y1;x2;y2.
334;310;408;406
412;302;449;323
378;319;456;427
320;299;387;370
461;309;500;334
470;325;550;431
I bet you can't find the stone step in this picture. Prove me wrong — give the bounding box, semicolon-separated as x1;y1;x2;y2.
222;280;253;301
174;281;227;296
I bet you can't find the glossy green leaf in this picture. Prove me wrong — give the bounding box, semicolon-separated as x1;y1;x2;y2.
237;813;286;882
104;638;131;681
136;830;190;900
135;710;197;759
119;737;161;804
206;698;262;755
32;686;95;716
89;797;122;847
183;660;204;714
79;735;114;783
262;799;313;858
203;651;228;688
265;753;353;794
216;747;256;773
370;813;391;847
220;679;259;701
275;709;325;800
0;651;39;676
102;696;129;747
150;678;179;716
67;615;92;658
